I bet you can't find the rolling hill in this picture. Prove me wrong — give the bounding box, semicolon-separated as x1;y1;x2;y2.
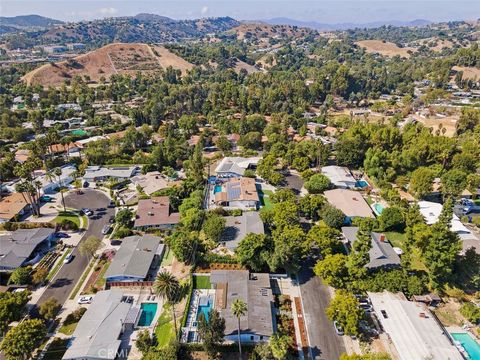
0;14;63;29
22;43;194;86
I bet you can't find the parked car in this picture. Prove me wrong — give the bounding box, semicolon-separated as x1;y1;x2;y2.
359;304;374;313
109;215;115;224
40;195;53;202
333;321;344;336
81;208;93;216
78;296;93;304
82;181;89;188
56;232;70;238
101;225;111;235
63;253;74;264
108;200;115;208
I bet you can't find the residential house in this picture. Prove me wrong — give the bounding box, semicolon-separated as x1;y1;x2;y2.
0;228;55;271
323;189;375;221
214;177;259;210
133;196;180;230
367;291;463;360
83;166;137;183
14;149;30;163
131;171;177;196
215;157;261;178
104;235;164;283
221;212;264;250
0;193;30;223
210;270;274;343
62;290;141;360
341;227;401;270
321;166;357;189
38;164;76;194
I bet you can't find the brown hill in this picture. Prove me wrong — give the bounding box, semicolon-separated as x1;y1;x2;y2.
23;43;194;86
356;40;416;58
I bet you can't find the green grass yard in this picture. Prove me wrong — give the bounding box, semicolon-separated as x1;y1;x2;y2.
259;189;273;210
155;306;175;348
385;231;426;271
193;275;211;289
54;211;81;228
160;248;174;267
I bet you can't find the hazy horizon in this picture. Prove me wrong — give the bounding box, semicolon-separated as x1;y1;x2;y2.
1;0;479;24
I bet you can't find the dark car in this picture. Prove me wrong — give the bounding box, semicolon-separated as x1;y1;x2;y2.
83;181;89;188
109;215;115;224
56;232;70;238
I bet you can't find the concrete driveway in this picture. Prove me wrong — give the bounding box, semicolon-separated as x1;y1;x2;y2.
298;255;346;360
35;189;114;308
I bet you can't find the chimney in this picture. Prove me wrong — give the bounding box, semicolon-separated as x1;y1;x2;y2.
419;312;426;318
379;234;386;242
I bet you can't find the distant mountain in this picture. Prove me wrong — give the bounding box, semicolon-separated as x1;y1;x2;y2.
1;14;239;49
0;14;63;29
263;17;431;30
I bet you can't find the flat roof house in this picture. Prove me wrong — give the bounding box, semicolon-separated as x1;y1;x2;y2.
341;227;401;270
0;228;55;271
221;212;265;250
214;177;259;210
324;189;375;220
210;270;274;343
321;166;357;189
0;193;30;223
215;157;261;178
131;171;176;196
104;235;164;283
83;166;137;182
62;290;141;360
367;291;463;360
133;196;180;230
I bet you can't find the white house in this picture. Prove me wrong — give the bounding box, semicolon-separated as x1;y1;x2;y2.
38;165;76;194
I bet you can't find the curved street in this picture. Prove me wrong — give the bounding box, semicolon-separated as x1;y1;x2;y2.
36;189;114;307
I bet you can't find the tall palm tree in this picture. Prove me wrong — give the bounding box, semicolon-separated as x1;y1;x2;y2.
231;298;247;359
54;167;67;212
153;271;181;339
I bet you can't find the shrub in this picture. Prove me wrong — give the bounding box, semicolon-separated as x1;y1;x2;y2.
460;302;480;324
59;219;79;231
64;307;87;325
321;205;345;229
113;226;133;239
304;173;331;194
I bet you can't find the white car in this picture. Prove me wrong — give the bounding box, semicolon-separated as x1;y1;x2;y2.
63;253;74;264
78;296;93;304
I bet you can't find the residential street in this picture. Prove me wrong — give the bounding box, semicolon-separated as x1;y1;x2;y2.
35;189;114;308
298;256;346;360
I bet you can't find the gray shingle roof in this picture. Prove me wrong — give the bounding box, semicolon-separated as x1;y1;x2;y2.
0;228;54;269
221;212;264;250
105;235;163;280
341;227;401;269
210;270;274;337
62;290;137;360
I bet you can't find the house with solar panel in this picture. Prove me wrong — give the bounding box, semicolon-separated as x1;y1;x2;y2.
213;177;260;210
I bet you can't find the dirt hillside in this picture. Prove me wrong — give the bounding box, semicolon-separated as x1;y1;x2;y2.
356;40;415;58
22;43;194;87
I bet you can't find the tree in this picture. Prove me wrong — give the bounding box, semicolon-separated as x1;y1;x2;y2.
409;167;435;199
321;205;345;229
39;297;61;320
299;194;324;221
202;213;226;243
136;329;156;355
198;309;225;360
314;254;350;288
0;319;47;360
304;173;331;194
115;208;133;227
215;136;232;153
307;225;343;257
460;302;480;324
326;290;363;336
0;290;31;335
441;169;467;198
235;233;270;272
78;236;102;260
166;230;195;263
269;333;292;360
54;167;67;212
339;353;391;360
377;206;405;232
270;189;296;204
8;266;31;285
231;299;247;359
153;271;181;339
270;225;306;273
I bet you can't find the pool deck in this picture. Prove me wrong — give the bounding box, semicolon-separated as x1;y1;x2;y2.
181;289;216;343
446;326;480;359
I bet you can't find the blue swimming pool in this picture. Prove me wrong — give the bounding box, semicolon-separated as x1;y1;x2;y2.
373;203;385;215
138;303;158;326
356;180;369;188
197;301;212;322
213;185;222;194
451;333;480;360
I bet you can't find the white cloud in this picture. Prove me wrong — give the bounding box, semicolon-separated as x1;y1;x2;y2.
98;7;118;16
200;6;209;15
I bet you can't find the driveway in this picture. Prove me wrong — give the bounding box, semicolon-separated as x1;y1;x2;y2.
298;255;346;360
35;189;114;308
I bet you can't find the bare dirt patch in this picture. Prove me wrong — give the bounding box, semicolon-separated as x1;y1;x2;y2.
452;66;480;81
411;114;458;137
151;45;194;74
356;40;415;58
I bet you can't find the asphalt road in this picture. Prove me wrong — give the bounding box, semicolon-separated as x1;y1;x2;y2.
298;256;346;360
35;189;113;308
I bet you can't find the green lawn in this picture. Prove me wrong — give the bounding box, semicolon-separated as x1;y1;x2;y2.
385;231;426;271
54;211;81;228
155;306;175;348
160;248;174;267
47;249;72;281
58;322;78;336
193;275;211;289
259;189;273;210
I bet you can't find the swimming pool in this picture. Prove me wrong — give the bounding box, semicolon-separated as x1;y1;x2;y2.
373;203;385;215
356;180;369;188
138;303;158;327
197;298;212;322
213;185;222;194
451;333;480;360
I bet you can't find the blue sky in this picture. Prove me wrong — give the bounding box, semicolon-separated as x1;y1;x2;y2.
1;0;479;23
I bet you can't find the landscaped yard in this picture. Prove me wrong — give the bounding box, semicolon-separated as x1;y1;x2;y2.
193;275;211;289
155;305;175;348
385;231;426;271
160;248;174;267
258;189;273;210
54;211;85;228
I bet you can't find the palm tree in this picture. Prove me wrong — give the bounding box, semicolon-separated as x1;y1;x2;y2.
231;298;247;359
153;271;181;339
54;167;67;212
